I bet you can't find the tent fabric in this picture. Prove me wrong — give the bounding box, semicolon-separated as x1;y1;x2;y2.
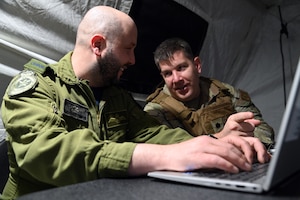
1;0;300;135
0;0;132;60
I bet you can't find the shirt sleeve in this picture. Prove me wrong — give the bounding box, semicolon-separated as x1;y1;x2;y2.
118;90;193;145
144;102;176;127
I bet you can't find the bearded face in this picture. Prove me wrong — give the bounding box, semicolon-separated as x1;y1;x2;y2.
96;47;123;87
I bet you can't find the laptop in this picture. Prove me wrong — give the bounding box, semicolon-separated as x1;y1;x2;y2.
148;58;300;193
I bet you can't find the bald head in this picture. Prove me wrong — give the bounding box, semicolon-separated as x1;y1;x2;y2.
75;6;136;47
71;6;137;87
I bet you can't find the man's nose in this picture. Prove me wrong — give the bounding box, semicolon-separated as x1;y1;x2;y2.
172;71;181;82
129;52;135;65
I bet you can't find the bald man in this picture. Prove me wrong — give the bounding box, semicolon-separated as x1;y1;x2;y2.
1;6;270;199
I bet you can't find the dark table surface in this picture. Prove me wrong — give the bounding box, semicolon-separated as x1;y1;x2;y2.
17;170;300;200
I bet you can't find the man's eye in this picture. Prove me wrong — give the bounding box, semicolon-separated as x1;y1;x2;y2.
162;72;171;77
178;65;186;71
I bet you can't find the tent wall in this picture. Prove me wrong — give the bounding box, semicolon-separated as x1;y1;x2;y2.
1;0;300;135
181;0;300;134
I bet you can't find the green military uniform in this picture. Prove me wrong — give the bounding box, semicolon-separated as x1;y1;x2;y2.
144;77;274;147
0;52;193;199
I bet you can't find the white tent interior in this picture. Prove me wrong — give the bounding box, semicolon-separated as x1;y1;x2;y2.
1;0;300;138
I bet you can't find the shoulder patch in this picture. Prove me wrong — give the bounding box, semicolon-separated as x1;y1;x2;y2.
7;70;38;97
24;58;48;74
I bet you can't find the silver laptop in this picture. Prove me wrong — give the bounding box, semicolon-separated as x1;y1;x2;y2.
148;58;300;193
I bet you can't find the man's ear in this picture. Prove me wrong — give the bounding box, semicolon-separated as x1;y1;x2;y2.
91;35;105;56
194;56;202;74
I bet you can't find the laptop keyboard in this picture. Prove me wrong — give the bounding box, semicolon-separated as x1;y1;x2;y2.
191;162;269;182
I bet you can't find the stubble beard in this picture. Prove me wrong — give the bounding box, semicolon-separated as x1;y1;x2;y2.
97;49;122;87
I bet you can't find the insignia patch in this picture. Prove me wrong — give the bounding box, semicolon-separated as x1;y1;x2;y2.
7;70;38;97
63;99;88;122
24;58;48;74
105;111;128;129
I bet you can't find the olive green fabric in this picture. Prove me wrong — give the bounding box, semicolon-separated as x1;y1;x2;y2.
0;52;192;199
144;77;275;146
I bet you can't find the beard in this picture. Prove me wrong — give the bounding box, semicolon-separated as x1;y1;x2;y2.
97;49;123;87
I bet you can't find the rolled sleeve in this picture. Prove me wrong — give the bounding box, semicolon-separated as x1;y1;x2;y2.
98;142;137;178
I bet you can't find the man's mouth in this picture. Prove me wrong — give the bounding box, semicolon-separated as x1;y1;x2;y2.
120;66;127;72
175;85;189;94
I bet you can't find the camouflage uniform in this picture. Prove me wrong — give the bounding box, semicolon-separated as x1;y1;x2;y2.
0;52;192;199
144;77;274;147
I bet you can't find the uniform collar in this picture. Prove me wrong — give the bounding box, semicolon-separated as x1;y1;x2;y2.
52;51;83;85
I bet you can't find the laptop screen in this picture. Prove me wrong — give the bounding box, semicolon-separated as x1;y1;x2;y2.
264;57;300;190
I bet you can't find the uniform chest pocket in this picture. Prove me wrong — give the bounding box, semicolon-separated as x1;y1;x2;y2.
104;110;129;139
198;101;236;133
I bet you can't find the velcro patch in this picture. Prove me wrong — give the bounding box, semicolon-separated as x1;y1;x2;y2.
63;99;88;122
24;58;48;74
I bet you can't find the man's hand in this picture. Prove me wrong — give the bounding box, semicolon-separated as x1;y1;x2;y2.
220;135;271;164
214;112;260;138
129;134;270;176
163;135;270;173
